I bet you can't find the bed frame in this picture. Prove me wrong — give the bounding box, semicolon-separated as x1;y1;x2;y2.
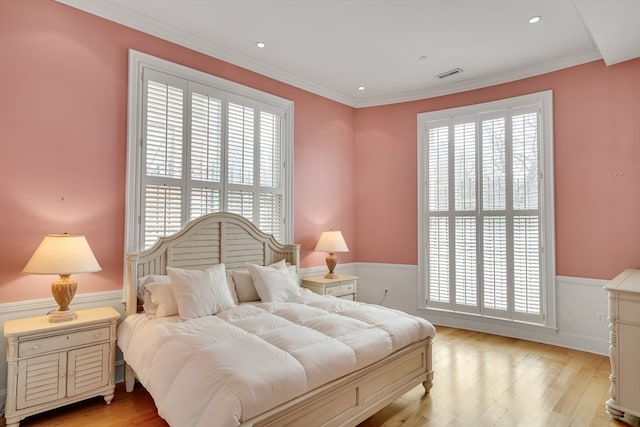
123;212;433;426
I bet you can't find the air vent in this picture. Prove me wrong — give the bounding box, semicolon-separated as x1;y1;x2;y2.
436;68;463;79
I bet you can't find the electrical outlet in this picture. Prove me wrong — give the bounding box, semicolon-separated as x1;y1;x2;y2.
596;312;606;323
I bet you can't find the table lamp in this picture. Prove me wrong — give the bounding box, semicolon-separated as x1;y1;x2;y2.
23;233;102;323
314;230;349;279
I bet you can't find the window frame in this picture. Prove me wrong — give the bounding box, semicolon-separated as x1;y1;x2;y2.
417;90;556;329
125;50;294;253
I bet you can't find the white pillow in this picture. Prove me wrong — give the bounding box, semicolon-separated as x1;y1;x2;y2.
145;282;179;317
231;260;295;303
138;275;171;314
167;264;236;320
247;263;301;303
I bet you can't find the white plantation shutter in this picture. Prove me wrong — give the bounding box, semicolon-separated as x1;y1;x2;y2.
228;103;254;186
428;217;449;303
131;62;290;250
419;92;554;326
144;184;182;248
483;216;507;311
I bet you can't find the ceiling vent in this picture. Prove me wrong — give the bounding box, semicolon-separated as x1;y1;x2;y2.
436;68;463;79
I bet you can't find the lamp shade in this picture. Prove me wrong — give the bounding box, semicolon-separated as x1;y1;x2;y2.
23;234;102;275
314;231;349;253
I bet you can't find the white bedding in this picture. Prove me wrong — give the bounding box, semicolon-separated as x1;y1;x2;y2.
117;289;435;427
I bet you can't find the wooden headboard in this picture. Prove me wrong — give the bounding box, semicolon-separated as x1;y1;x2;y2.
124;212;300;317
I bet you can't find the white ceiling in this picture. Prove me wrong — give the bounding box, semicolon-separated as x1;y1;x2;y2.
57;0;640;108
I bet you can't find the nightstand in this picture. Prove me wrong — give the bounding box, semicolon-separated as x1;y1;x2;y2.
302;274;358;301
3;306;120;427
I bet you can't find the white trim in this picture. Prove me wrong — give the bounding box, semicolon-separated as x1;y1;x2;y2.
54;1;602;108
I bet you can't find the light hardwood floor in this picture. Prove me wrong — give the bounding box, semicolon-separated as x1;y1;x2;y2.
3;326;638;427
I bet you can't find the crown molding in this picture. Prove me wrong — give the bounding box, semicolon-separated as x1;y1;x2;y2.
352;49;603;108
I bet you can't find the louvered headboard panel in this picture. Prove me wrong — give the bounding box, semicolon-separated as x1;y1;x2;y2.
124;212;300;316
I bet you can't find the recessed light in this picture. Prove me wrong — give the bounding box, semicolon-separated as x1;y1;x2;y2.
357;85;366;91
528;16;541;24
255;41;266;48
419;55;428;61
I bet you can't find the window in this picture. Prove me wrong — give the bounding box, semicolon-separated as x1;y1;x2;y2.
417;91;555;327
125;51;293;252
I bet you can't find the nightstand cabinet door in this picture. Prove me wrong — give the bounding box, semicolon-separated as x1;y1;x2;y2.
17;353;66;410
67;343;110;397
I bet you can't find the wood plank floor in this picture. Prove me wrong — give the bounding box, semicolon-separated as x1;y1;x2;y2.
3;326;639;427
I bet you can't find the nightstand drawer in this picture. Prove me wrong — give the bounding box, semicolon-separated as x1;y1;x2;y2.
619;295;640;325
326;282;355;296
18;327;110;357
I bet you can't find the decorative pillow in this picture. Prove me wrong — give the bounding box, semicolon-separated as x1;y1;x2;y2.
247;263;301;303
167;264;236;321
226;270;239;305
145;282;179;317
232;270;261;303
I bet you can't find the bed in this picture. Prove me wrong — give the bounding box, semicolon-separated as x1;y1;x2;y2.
119;212;435;427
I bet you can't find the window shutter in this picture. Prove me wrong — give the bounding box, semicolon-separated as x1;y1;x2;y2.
259;193;283;240
454;122;476;211
189;188;221;221
145;80;184;179
190;92;222;183
428;126;448;211
481;117;506;210
483;216;507;310
455;217;477;306
428;217;450;303
513;217;540;314
512;113;539;210
144;184;182;248
228;103;254;186
259;111;282;188
227;190;253;218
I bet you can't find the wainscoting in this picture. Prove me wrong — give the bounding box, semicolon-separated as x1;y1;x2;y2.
353;263;610;355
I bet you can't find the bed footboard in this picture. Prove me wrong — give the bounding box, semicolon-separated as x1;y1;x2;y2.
242;337;433;427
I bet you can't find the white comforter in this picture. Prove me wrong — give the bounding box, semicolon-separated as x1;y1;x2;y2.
117;290;435;427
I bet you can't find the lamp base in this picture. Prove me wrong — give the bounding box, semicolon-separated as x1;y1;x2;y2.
48;309;78;323
324;272;339;279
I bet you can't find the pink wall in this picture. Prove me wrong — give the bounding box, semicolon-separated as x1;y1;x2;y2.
354;59;640;280
1;2;638;305
0;1;355;303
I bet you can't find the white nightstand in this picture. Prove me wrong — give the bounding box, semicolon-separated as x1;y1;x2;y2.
302;274;358;301
3;306;120;427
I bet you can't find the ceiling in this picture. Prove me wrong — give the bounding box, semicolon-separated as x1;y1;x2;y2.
57;0;640;108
